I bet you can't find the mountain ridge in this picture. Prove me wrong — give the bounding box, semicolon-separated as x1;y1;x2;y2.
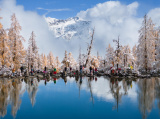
45;16;91;40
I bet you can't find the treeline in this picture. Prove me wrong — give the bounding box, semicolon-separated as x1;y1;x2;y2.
105;14;160;73
1;13;160;73
0;13;62;71
0;13;101;72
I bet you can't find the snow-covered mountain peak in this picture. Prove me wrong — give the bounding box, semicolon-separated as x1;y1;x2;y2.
45;16;91;40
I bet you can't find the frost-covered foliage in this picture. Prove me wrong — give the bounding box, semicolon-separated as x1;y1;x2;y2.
106;44;114;68
132;45;137;62
37;54;42;70
27;31;38;70
122;45;134;68
114;46;123;69
0;28;12;67
90;56;100;68
8;13;25;70
43;54;47;68
47;51;55;69
67;52;77;69
132;45;137;70
137;15;155;71
55;56;61;71
104;43;136;71
61;50;69;68
99;58;106;68
155;31;160;69
61;51;77;70
81;54;100;69
39;54;45;70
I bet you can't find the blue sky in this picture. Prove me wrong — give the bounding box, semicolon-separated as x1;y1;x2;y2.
16;0;160;19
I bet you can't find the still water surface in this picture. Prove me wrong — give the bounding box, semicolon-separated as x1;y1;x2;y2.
0;76;160;119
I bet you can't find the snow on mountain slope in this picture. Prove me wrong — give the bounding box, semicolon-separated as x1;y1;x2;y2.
45;17;91;40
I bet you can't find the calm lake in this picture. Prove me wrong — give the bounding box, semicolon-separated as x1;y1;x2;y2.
0;76;160;119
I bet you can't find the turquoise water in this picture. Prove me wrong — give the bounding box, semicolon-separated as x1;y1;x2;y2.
0;77;160;119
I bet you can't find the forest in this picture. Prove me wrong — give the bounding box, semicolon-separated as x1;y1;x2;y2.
0;13;160;76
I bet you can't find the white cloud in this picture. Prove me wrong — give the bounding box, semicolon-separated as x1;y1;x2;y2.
77;1;142;55
148;8;160;27
0;0;64;59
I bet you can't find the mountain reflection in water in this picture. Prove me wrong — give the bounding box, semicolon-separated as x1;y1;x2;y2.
0;77;159;119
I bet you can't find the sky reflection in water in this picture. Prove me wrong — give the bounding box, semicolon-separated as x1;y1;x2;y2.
0;77;160;119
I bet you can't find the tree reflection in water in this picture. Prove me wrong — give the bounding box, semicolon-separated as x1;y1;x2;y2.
0;78;39;118
0;78;24;118
110;78;123;112
155;78;160;111
0;79;12;117
0;77;160;119
137;78;155;119
10;79;23;117
25;78;39;106
88;77;94;105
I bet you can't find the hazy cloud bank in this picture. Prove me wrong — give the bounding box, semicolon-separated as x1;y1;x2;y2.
77;1;142;52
